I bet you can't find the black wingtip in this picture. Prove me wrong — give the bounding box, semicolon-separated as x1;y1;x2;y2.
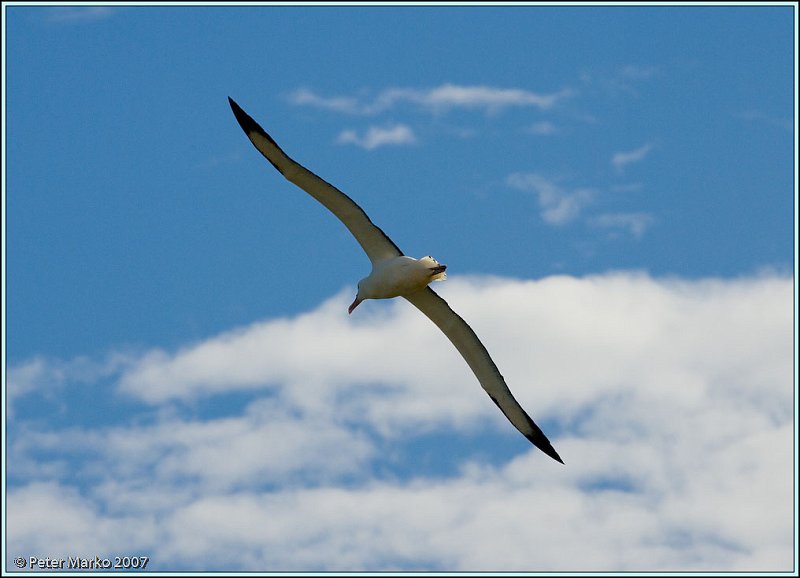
227;97;288;176
227;96;259;134
525;433;564;464
487;394;564;464
546;445;565;465
536;430;564;464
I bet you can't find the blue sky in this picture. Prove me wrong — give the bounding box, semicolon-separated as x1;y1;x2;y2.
4;2;796;573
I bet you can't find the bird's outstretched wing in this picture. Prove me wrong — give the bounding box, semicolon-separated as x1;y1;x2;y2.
404;287;563;463
228;97;403;264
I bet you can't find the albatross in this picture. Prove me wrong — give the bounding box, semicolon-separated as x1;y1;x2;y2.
228;97;563;464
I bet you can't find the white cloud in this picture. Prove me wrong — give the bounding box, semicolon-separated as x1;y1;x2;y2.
8;482;158;559
506;172;594;225
337;125;417;150
590;212;655;239
612;143;654;172
289;84;573;116
7;273;794;572
11;399;374;494
7;353;134;418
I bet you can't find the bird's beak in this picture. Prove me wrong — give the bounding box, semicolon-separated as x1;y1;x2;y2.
348;296;363;315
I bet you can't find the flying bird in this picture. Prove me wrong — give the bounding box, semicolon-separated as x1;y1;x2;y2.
228;97;563;464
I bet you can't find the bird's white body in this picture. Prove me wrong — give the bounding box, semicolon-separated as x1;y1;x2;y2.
349;255;447;313
229;97;563;463
362;256;447;299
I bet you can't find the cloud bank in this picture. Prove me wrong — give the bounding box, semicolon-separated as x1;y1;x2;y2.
7;272;794;572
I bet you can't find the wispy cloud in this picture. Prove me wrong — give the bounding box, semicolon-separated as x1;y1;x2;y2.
46;7;115;24
611;143;654;173
609;182;644;193
289;84;573;116
526;121;559;136
590;212;655;239
7;273;793;571
619;64;657;81
407;84;572;112
506;173;594;225
288;88;362;114
734;110;793;132
336;125;417;150
581;65;658;98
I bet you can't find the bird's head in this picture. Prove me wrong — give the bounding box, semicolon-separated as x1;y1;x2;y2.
348;280;365;315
